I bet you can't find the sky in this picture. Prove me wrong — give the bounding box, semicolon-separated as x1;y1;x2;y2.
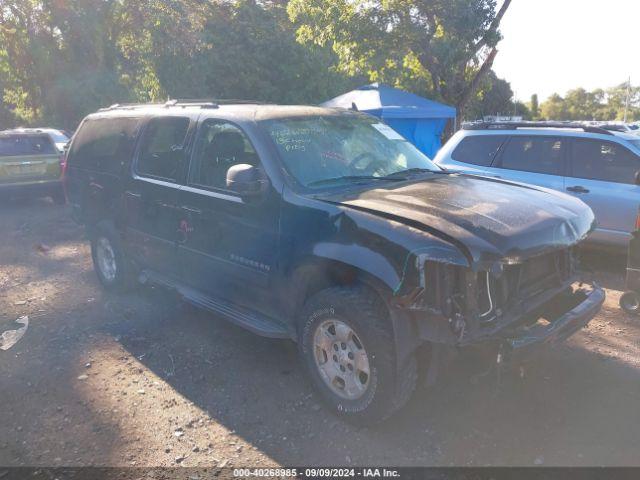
492;0;640;103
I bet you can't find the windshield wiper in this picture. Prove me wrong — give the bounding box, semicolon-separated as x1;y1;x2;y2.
384;168;445;178
306;175;403;187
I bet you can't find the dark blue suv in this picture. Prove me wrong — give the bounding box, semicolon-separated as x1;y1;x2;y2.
65;101;605;424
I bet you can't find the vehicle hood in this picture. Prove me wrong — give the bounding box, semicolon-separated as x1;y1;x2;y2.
316;174;596;268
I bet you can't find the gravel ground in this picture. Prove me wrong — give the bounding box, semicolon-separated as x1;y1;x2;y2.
1;199;639;467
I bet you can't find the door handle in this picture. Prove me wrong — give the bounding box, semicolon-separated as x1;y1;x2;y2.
181;205;202;215
566;186;590;194
125;191;142;199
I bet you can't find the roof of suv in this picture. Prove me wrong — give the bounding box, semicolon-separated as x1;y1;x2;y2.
461;121;640;143
2;127;68;135
0;130;55;138
463;121;617;135
92;101;357;122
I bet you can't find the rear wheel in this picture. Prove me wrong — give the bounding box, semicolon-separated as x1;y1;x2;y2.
620;291;640;315
298;285;416;425
90;221;135;291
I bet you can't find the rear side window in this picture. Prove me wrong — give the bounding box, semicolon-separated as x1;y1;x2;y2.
136;117;190;181
570;139;640;184
497;136;565;175
451;135;506;166
69;118;140;174
0;135;57;156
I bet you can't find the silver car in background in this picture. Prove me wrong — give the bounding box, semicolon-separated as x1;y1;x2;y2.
434;122;640;250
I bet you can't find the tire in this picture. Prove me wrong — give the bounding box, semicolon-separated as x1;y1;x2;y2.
298;285;417;425
90;220;135;291
620;291;640;316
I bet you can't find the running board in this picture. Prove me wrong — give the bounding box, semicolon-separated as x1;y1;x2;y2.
139;270;291;339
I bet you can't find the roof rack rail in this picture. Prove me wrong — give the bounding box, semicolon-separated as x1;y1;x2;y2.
98;103;165;111
98;98;267;112
164;99;219;109
166;98;267;105
463;121;614;136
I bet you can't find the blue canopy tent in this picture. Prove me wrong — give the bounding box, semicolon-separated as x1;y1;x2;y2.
320;83;456;158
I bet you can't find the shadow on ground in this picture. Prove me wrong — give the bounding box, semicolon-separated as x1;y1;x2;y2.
1;200;639;467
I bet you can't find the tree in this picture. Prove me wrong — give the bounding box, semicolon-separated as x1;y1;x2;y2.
529;94;539;120
563;88;601;120
288;0;513;117
0;0;355;129
537;84;640;122
152;0;355;104
0;0;136;128
465;71;515;120
540;93;568;121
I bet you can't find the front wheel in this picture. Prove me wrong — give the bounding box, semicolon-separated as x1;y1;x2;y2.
298;286;416;425
620;291;640;315
90;221;135;291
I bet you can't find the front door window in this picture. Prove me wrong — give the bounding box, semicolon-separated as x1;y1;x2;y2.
189;120;258;191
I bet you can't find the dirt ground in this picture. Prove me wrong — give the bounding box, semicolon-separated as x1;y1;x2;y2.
1;199;640;468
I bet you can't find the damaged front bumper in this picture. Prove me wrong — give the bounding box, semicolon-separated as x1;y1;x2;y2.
500;284;605;353
402;284;605;387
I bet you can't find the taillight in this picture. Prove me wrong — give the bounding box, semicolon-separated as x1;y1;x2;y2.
635;208;640;231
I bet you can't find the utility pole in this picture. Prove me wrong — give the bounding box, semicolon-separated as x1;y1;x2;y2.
624;76;631;123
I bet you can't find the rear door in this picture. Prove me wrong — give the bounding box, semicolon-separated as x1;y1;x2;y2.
124;116;194;278
0;134;61;186
492;135;566;190
566;137;640;247
65;117;142;222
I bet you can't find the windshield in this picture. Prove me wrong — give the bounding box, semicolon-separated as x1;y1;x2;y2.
263;114;441;189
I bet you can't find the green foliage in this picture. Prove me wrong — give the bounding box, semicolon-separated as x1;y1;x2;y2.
153;0;357;104
465;71;516;119
539;84;640;122
287;0;512;115
0;0;355;130
529;94;539;120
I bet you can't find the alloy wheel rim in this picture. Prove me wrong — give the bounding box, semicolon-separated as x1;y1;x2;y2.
312;319;370;400
96;237;117;282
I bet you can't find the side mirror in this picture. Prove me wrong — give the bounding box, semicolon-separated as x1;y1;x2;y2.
635;170;640;186
226;164;267;198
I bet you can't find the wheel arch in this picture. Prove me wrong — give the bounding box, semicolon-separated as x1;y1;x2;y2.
286;251;422;372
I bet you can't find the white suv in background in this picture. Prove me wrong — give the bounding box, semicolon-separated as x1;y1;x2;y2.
434;122;640;250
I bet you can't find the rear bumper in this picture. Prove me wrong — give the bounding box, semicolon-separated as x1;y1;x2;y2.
502;285;605;353
0;179;62;197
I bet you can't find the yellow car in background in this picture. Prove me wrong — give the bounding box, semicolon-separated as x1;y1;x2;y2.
0;129;66;204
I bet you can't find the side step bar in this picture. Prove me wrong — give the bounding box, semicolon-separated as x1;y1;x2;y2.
140;270;291;339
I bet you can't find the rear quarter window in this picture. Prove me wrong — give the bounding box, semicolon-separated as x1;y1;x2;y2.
0;135;57;156
450;135;506;166
68;117;141;174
